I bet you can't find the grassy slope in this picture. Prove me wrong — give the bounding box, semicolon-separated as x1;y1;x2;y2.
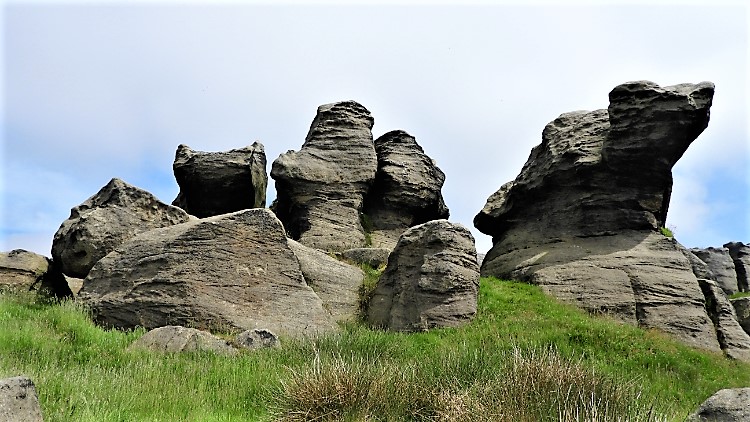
1;279;749;421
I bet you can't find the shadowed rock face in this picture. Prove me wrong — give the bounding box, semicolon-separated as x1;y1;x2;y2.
725;242;750;292
172;142;267;218
474;81;720;350
691;247;738;295
52;178;191;279
271;101;377;252
0;249;72;297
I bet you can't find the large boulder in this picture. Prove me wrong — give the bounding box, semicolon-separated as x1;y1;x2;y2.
691;247;739;295
79;208;337;338
271;101;378;252
698;279;750;361
687;388;750;422
129;325;237;355
0;249;72;297
725;242;750;292
287;239;364;322
0;376;44;422
366;220;479;332
474;81;721;351
172;143;267;218
363;130;449;249
52;178;191;278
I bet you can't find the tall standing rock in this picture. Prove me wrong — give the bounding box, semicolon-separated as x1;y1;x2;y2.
52;178;191;278
80;208;337;338
691;247;739;295
172;143;267;218
363;130;449;250
725;242;750;292
271;101;377;252
367;220;479;332
474;81;721;351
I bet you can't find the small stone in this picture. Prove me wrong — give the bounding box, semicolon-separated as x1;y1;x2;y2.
235;329;280;350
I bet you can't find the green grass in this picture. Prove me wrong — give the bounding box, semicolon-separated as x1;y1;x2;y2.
729;291;750;300
2;279;749;421
659;226;674;238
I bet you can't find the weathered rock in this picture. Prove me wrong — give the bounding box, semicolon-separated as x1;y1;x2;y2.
271;101;377;252
363;130;449;249
680;245;714;280
172;143;267;218
129;325;237;355
0;376;44;422
341;248;391;268
235;329;280;350
730;297;750;335
367;220;479;332
80;208;337;338
725;242;750;292
287;239;364;322
687;388;750;422
474;81;720;351
698;279;750;361
691;247;738;295
52;178;191;278
0;250;72;298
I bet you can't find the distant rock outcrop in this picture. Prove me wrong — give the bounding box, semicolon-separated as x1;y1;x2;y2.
52;178;191;279
0;376;44;422
172;143;267;218
687;388;750;422
725;242;750;292
363;130;449;249
691;247;738;295
80;208;337;338
271;101;377;252
474;81;721;350
367;220;479;332
0;249;71;297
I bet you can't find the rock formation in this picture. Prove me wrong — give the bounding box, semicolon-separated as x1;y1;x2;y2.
691;247;739;295
235;329;280;350
731;297;750;335
687;388;750;422
699;279;750;361
0;249;71;297
363;130;449;249
341;248;391;268
474;81;721;350
725;241;750;292
0;376;44;422
172;143;267;218
52;178;191;279
129;325;237;355
367;220;479;332
79;208;337;338
271;101;378;251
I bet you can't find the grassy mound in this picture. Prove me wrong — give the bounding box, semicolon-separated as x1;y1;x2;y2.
1;278;748;421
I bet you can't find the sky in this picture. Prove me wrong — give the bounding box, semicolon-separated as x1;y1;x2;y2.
1;0;748;257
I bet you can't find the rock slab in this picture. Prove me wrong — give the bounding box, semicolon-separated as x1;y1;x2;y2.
691;247;739;295
0;249;72;297
725;242;750;292
687;388;750;422
0;376;44;422
52;178;191;278
699;279;750;361
129;326;237;355
172;143;267;218
80;208;337;338
367;220;479;332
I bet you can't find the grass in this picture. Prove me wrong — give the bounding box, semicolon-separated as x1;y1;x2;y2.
729;291;750;300
658;226;674;238
2;279;750;421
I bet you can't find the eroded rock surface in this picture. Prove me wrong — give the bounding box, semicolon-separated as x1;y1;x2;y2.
271;101;377;251
731;297;750;335
0;249;71;297
687;388;750;422
699;279;750;361
367;220;479;332
725;241;750;292
692;247;739;295
172;143;267;218
52;178;191;278
80;208;337;338
0;376;44;422
474;81;720;350
341;248;391;269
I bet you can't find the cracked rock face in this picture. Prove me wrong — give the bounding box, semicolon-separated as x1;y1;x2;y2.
271;101;377;252
474;81;720;350
172;142;267;218
725;241;750;292
52;178;191;278
691;247;738;295
80;208;337;338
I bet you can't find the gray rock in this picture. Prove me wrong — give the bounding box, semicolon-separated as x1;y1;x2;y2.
0;376;44;422
235;329;280;350
367;220;479;332
52;178;191;278
679;246;714;280
80;208;337;338
341;248;391;268
730;297;750;335
0;250;72;298
271;101;377;252
474;81;721;351
172;142;267;218
287;239;364;323
363;130;449;249
698;279;750;361
725;241;750;292
687;388;750;422
691;247;738;295
129;325;237;355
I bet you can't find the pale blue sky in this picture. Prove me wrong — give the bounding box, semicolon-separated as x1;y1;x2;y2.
2;1;748;255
